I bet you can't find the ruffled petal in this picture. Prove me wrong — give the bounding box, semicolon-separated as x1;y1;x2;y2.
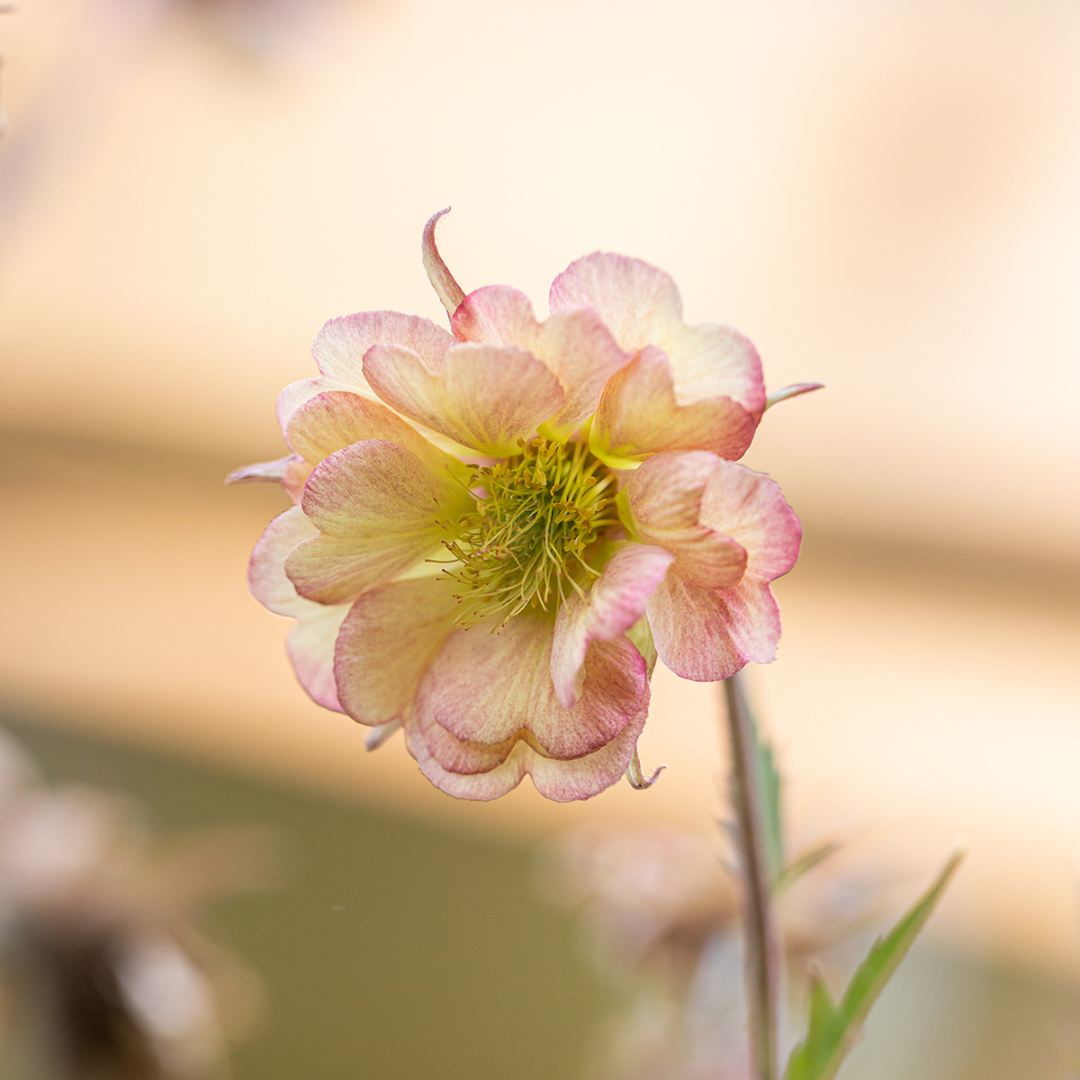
311;311;455;390
287;606;350;712
453;286;631;436
549;253;683;350
285;390;466;479
285;440;471;604
647;574;782;681
415;612;647;760
661;323;766;417
550;544;674;709
549;253;766;423
592;347;756;464
405;708;647;803
624;451;748;589
700;459;802;580
248;507;350;710
363;342;565;456
334;578;459;727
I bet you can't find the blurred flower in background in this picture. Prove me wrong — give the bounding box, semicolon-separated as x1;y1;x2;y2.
0;729;274;1080
542;825;884;1080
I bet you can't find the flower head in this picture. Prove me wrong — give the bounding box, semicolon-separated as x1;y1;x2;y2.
231;211;812;801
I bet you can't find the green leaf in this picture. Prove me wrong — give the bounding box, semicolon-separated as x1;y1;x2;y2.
775;839;841;893
739;688;784;888
783;850;964;1080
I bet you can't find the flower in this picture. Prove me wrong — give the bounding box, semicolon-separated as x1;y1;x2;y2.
231;211;811;802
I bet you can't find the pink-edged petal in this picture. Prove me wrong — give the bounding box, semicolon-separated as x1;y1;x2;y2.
661;323;767;417
450;284;536;344
549;253;683;351
422;208;466;318
287;606;349;712
700;460;802;580
551;544;674;709
454;286;631;437
624;451;748;589
312;311;454;389
648;574;783;681
248;507;350;710
405;696;648;802
285;390;465;478
276;375;356;431
334;578;459;727
363;342;564;456
592;347;756;464
249;506;320;616
285;440;471;604
415;612;647;760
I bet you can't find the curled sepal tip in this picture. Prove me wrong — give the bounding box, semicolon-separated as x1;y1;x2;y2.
766;382;824;410
365;719;402;751
626;750;665;790
422;208;466;318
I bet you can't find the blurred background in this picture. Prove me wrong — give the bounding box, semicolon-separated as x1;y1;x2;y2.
1;0;1079;1075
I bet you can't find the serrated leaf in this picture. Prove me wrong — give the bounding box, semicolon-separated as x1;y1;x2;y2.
783;850;964;1080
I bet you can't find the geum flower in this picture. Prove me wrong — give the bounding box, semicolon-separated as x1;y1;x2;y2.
231;211;816;802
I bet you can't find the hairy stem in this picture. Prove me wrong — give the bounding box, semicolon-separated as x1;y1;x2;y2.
723;671;782;1080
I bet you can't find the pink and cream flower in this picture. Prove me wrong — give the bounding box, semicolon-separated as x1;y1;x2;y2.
231;212;811;802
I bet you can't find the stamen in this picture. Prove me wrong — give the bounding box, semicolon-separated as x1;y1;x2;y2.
443;438;618;628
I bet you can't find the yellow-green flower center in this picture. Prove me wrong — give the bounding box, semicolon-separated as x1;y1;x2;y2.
442;439;617;627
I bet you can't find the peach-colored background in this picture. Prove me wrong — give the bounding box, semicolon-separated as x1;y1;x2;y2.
1;0;1078;977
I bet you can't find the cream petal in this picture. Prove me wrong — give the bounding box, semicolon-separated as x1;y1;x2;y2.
286;390;465;478
549;252;683;351
287;605;350;712
624;451;748;589
312;311;455;390
249;506;321;617
405;696;648;802
551;544;674;709
592;347;756;464
647;574;782;681
248;507;350;710
661;323;767;417
700;460;802;580
334;578;459;726
363;342;564;456
285;440;470;604
453;286;631;438
415;613;647;760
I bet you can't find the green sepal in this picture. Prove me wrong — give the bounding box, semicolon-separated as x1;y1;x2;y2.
783;850;964;1080
626;615;657;677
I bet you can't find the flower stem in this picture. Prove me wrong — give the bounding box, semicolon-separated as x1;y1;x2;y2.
722;671;782;1080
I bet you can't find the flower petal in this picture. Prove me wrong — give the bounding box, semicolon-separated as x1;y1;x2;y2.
406;708;647;803
285;440;470;604
312;311;454;390
248;506;349;710
287;607;350;712
415;612;647;760
363;342;565;456
285;390;465;478
592;346;756;463
700;460;802;580
551;544;674;709
453;286;631;436
624;451;748;589
334;578;459;727
549;253;683;350
662;323;766;417
647;574;782;681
